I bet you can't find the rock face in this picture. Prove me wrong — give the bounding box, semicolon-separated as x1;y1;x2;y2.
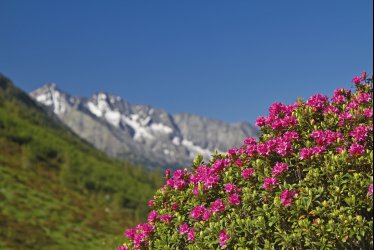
30;84;259;168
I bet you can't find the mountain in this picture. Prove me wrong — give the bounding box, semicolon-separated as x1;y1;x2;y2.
0;75;163;249
30;84;259;168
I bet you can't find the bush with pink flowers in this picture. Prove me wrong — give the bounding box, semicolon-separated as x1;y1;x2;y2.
118;73;373;249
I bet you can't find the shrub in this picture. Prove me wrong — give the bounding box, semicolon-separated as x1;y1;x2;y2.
118;73;373;249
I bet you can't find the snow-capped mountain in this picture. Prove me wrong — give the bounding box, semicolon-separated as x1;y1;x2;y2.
30;84;259;168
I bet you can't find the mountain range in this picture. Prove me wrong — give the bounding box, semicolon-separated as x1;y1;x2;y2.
30;84;259;168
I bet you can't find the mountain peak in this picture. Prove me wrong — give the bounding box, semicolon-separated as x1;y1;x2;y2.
30;83;72;114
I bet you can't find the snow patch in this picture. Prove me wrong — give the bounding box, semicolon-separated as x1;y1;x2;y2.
150;123;173;134
172;137;181;146
181;139;212;158
105;110;121;127
51;90;66;114
140;116;152;126
122;115;154;141
87;102;103;117
97;93;110;111
36;93;53;106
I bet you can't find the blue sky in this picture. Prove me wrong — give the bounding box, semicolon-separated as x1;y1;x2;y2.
1;0;372;123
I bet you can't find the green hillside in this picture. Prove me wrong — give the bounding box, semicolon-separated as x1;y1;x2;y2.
0;75;163;249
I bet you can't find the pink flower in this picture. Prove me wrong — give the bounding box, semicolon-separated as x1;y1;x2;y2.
331;94;346;103
202;209;211;220
174;179;188;190
311;130;343;145
323;105;339;115
257;143;271;156
272;162;289;177
227;148;238;156
211;159;230;174
224;183;240;194
363;108;373;118
368;184;373;196
234;159;243;167
187;227;195;241
241;168;256;179
136;223;154;234
160;214;173;224
219;230;230;247
275;139;293;156
255;116;266;127
335;147;345;154
349;143;365;157
133;233;145;249
147;210;158;223
299;148;313;160
165;169;171;179
280;189;298;207
165;178;174;186
331;88;351;104
210;199;226;213
334;88;351;96
117;246;129;250
190;205;206;220
352;76;363;84
128;223;155;249
179;223;189;235
173;169;185;180
192;186;200;196
307;94;328;110
124;228;136;239
357;92;372;104
361;71;367;80
148;198;155;207
228;193;241;205
350;125;370;142
204;175;220;189
244;136;257;145
245;144;257;156
299;146;326;160
339;112;353;125
262;177;278;190
346;100;358;111
313;146;326;154
171;203;178;211
283;131;300;141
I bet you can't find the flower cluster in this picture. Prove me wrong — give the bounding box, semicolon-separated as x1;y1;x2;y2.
117;73;373;250
242;131;298;157
256;102;298;130
280;189;298;207
307;94;329;110
332;88;351;104
350;125;371;142
352;71;367;85
272;162;289;177
299;146;326;160
165;169;188;190
179;223;196;241
219;230;230;247
124;223;154;249
241;168;256;179
310;130;343;145
189;160;230;191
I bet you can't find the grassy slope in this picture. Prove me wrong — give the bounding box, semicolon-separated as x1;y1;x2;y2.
0;75;163;249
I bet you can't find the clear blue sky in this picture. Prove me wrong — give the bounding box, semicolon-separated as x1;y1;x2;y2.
1;0;372;123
